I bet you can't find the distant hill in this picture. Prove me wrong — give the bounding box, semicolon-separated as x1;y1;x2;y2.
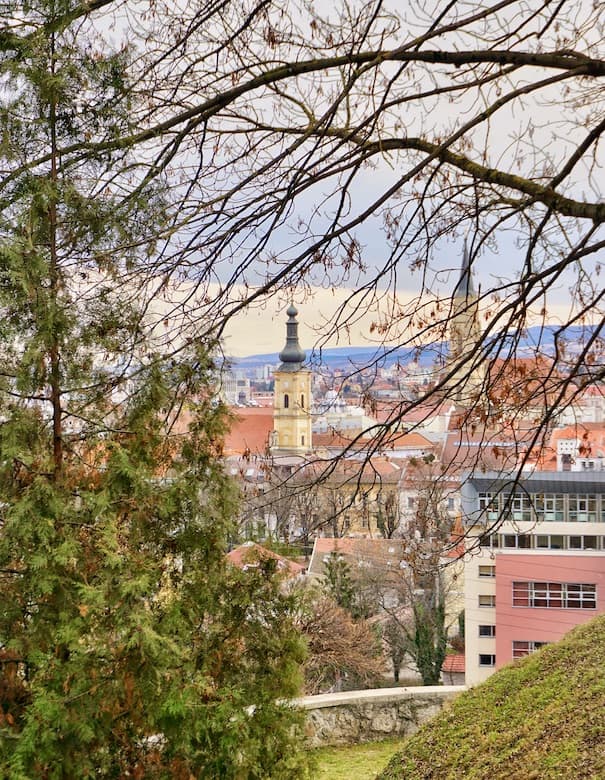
230;325;597;373
232;344;440;371
378;615;605;780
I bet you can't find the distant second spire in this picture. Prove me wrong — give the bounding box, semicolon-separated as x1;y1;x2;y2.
454;239;475;300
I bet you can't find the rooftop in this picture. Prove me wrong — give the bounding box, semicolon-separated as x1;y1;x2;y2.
442;654;465;674
227;542;305;577
223;407;274;455
467;469;605;494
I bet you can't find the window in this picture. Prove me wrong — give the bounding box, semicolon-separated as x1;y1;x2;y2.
407;497;415;509
283;394;289;409
535;534;564;550
301;435;305;446
479;625;496;637
480;534;499;549
534;493;564;522
479;492;498;518
566;583;596;609
504;534;531;549
300;394;305;409
512;641;549;659
478;594;496;608
512;581;596;609
478;565;495;578
569;535;599;550
569;494;597;522
479;654;496;667
510;492;532;522
479;492;497;510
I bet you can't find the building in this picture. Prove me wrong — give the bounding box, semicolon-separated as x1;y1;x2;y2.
551;423;605;472
271;304;312;454
312;389;376;434
300;457;404;538
220;370;252;405
462;470;605;685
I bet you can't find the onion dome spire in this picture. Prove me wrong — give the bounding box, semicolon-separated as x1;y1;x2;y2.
278;304;306;371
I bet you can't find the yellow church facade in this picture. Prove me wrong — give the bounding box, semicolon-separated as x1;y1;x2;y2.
271;304;312;454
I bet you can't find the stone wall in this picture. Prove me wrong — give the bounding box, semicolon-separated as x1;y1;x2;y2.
296;685;464;747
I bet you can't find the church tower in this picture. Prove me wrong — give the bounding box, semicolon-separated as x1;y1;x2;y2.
447;241;484;402
271;305;312;454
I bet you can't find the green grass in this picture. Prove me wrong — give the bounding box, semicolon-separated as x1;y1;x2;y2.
378;615;605;780
313;739;404;779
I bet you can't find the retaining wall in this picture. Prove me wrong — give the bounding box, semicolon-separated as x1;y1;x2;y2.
295;685;465;747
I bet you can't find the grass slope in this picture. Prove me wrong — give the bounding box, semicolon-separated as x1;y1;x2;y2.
379;615;605;780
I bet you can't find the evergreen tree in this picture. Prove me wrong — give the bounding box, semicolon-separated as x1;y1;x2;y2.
324;553;357;615
0;3;308;776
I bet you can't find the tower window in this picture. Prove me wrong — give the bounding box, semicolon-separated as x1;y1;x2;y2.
301;394;305;408
284;394;289;408
301;435;305;446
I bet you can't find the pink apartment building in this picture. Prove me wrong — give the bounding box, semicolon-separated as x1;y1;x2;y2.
462;471;605;685
494;554;605;668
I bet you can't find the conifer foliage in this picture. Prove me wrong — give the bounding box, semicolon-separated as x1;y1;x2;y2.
0;3;308;777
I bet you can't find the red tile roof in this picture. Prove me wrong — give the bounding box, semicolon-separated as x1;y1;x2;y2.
438;424;534;474
308;537;406;577
550;423;605;456
379;431;435;450
301;456;403;486
312;430;361;449
525;422;605;469
224;407;274;456
442;654;465;674
227;542;305;577
312;428;434;457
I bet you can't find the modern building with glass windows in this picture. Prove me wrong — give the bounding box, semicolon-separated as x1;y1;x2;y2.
462;471;605;685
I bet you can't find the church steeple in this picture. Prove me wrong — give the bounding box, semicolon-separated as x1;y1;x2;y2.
271;305;312;454
454;239;475;300
278;304;306;371
447;239;484;404
450;239;479;359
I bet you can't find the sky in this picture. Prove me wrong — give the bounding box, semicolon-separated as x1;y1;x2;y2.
137;1;602;360
220;278;579;358
220;285;415;357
